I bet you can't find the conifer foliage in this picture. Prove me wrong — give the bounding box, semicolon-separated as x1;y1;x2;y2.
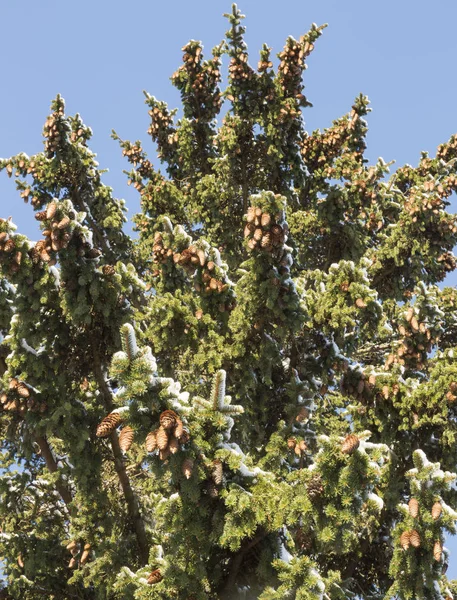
1;4;457;599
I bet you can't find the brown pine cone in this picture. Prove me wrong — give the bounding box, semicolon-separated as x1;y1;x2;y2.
182;457;194;479
16;382;30;398
145;431;157;452
400;530;411;550
433;540;442;562
147;569;163;585
307;474;324;500
431;502;442;520
119;426;134;452
341;434;360;455
169;436;180;454
156;427;169;450
160;410;178;430
102;265;115;276
408;498;419;518
212;460;223;484
96;412;123;437
409;530;420;548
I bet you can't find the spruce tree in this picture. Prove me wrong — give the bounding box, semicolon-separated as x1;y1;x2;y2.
1;5;457;599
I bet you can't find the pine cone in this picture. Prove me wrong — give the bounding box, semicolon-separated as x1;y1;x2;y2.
145;431;157;452
174;418;184;439
207;481;219;498
96;412;123;437
156;426;169;450
119;426;134;452
46;201;57;219
159;446;171;461
57;216;70;230
253;228;263;241
102;265;115;276
287;438;296;450
431;501;442;520
260;213;271;227
341;434;360;455
212;459;223;484
409;530;420;548
179;429;190;444
307;474;324;500
433;540;442;562
295;407;310;422
160;410;178;430
246;207;256;223
169;435;180;454
16;382;30;398
182;457;194;479
147;569;163;585
408;498;419;518
400;530;411;550
80;543;91;565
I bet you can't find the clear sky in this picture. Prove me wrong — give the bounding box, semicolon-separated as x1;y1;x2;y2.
1;0;457;581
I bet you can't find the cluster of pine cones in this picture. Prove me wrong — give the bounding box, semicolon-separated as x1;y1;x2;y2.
341;371;377;403
147;105;174;138
145;410;190;461
34;200;73;255
153;232;231;299
244;206;286;252
0;227;24;274
228;52;253;82
43;109;64;157
386;306;438;371
1;378;46;415
66;540;91;569
400;498;443;561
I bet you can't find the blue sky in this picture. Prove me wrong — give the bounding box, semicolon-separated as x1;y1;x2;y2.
1;0;457;582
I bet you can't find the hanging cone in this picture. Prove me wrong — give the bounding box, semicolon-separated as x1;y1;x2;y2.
260;213;271;227
400;530;411;550
212;460;223;485
145;431;157;452
287;438;297;450
66;540;77;553
307;474;324;500
174;418;184;439
295;407;310;422
159;446;171;461
246;207;256;223
207;481;219;498
179;429;190;444
409;530;420;548
408;498;419;518
119;426;134;452
169;435;180;454
102;264;115;276
16;382;30;398
182;458;194;479
341;434;360;455
156;427;169;450
433;540;442;562
46;201;57;219
159;409;178;430
147;569;163;585
68;557;77;569
17;554;24;569
431;502;442;520
96;412;123;437
80;543;91;565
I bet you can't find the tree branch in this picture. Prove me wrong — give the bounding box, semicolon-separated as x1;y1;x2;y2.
92;351;149;565
35;436;73;506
